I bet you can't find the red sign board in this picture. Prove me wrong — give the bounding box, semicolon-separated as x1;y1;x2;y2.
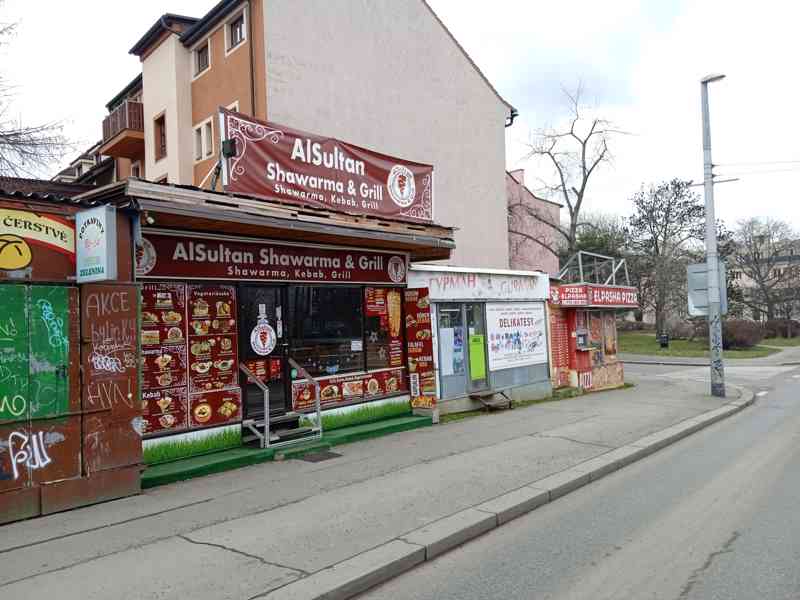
221;109;434;223
404;288;436;408
551;284;638;308
292;367;407;413
137;232;408;285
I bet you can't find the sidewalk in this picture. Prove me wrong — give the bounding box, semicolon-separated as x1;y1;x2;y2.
0;374;751;600
621;343;800;367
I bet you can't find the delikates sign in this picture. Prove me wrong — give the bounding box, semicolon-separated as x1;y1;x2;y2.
220;108;434;223
136;232;408;285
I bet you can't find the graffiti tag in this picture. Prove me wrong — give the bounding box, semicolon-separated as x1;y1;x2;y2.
89;349;125;373
0;394;26;418
36;299;68;351
8;430;52;480
0;317;18;343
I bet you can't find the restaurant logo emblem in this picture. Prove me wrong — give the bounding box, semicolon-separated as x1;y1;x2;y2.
136;238;157;276
387;165;416;208
387;256;406;283
251;318;277;356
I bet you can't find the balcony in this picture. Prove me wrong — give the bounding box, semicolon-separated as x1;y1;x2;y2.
99;101;145;159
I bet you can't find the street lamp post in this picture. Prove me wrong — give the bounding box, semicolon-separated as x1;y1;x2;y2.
701;73;726;398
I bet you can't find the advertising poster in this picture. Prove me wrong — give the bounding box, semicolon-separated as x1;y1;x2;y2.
364;287;404;368
292;367;407;412
140;283;189;433
404;288;436;408
486;302;548;371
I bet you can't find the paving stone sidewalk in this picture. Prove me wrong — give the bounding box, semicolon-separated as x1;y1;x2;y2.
0;372;744;600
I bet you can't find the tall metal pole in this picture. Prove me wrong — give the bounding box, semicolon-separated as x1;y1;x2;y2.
701;74;725;398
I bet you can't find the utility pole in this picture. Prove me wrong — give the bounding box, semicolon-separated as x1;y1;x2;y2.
700;74;726;398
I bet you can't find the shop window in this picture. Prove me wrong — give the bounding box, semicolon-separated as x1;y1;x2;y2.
436;303;467;399
288;286;364;377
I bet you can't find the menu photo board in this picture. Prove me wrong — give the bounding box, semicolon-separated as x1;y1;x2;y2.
404;288;436;409
292;367;407;413
140;283;189;434
364;287;404;368
187;285;241;427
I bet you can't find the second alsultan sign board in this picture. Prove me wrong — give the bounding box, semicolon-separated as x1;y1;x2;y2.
220;108;434;224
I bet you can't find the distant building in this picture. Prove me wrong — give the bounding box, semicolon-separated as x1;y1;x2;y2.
506;169;561;274
52;141;115;186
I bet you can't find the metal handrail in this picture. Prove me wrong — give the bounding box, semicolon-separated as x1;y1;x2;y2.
288;357;323;436
239;362;270;448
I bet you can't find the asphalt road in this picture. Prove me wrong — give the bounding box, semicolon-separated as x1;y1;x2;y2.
362;363;800;600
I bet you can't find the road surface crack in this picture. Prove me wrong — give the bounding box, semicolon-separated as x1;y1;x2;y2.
178;534;309;576
536;434;614;449
677;530;740;599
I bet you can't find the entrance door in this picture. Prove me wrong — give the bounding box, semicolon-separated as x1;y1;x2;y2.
238;285;288;417
465;303;490;392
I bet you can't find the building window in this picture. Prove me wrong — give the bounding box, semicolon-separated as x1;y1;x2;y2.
195;41;210;75
194;127;203;160
229;14;245;49
154;115;166;161
131;161;141;178
204;121;213;157
288;286;364;377
193;118;215;162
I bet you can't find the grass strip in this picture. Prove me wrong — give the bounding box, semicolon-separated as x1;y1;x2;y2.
300;400;412;431
619;332;779;359
143;427;242;465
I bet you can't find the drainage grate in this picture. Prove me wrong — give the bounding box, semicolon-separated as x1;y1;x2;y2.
299;450;342;463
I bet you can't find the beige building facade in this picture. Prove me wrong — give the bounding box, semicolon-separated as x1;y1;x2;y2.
95;0;515;270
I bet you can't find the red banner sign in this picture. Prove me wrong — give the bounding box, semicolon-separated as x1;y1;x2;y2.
404;288;436;408
137;232;408;285
292;367;407;413
550;284;638;308
221;109;434;223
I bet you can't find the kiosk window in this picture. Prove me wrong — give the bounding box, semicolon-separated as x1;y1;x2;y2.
288;286;364;377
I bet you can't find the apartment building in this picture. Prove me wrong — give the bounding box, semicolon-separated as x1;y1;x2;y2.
96;0;515;268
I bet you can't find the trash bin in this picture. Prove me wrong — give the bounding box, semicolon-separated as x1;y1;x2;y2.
659;334;669;348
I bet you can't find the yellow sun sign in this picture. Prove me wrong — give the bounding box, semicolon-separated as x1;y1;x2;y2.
0;209;75;270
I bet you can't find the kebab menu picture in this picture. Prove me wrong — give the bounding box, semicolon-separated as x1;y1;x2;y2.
186;285;241;427
140;282;190;434
140;282;243;435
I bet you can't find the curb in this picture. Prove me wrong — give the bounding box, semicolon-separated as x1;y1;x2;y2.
263;389;755;600
622;359;709;367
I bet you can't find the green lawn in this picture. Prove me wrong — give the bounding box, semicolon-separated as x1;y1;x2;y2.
618;331;780;359
762;337;800;347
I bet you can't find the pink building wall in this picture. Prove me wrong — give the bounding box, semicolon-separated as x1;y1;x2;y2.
506;170;561;274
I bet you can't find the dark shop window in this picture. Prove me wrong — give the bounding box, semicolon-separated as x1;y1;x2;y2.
288;286;364;377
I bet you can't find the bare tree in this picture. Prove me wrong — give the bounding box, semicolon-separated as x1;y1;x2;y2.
732;217;799;321
628;179;705;335
0;12;71;177
508;83;624;259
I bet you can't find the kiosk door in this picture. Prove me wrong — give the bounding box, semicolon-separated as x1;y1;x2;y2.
239;285;288;417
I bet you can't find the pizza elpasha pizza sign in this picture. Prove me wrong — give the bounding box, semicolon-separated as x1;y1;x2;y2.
220;108;434;224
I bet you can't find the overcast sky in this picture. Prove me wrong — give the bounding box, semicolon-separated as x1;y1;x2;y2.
3;0;798;227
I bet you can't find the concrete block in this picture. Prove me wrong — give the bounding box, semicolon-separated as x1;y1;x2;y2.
475;486;549;525
571;453;625;481
401;508;496;559
533;468;591;500
265;540;424;600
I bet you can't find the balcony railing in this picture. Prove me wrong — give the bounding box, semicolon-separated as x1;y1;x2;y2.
102;101;144;142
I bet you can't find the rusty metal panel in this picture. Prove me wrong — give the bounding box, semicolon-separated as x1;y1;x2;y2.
0;485;40;525
40;464;140;515
83;415;142;473
29;416;81;486
0;422;29;492
81;283;141;473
